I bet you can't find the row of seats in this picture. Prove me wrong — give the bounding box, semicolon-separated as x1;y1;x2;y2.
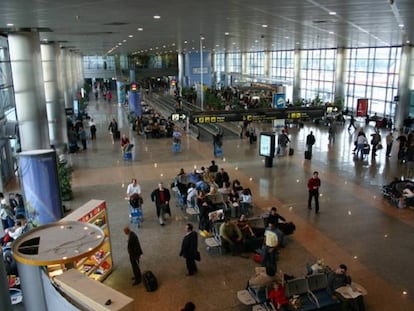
238;273;341;311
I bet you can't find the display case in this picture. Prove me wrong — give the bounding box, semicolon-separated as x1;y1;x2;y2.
62;199;113;282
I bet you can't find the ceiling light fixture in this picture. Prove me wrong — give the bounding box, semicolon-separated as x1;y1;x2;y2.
329;12;336;15
137;27;143;31
225;32;229;36
399;24;404;28
6;23;14;27
128;35;133;38
262;24;268;28
153;15;161;19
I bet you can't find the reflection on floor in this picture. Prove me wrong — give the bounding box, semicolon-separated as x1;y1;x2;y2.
9;95;414;310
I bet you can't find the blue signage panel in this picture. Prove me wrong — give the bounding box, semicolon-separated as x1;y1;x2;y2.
273;94;286;108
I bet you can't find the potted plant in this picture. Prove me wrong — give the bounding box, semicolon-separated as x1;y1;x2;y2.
58;159;73;201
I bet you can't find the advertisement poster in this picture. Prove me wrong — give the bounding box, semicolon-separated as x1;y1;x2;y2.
273;94;286;108
357;98;368;117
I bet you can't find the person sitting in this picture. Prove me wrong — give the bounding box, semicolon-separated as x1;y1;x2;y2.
268;281;290;311
197;191;213;232
121;134;133;154
265;207;286;227
232;179;244;193
237;214;255;240
151;122;161;138
247;266;277;291
186;183;198;208
327;264;366;311
219;218;242;255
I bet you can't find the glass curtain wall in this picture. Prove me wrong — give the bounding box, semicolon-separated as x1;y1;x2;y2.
210;46;404;118
271;50;294;101
246;51;265;77
344;47;401;116
213;53;225;84
300;49;336;103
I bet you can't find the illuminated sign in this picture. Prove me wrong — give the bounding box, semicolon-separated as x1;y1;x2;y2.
171;113;187;121
190;107;324;124
131;82;138;91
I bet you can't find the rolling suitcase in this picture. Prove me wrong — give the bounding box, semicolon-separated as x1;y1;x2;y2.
304;150;312;160
113;130;121;140
143;270;158;292
289;147;294;156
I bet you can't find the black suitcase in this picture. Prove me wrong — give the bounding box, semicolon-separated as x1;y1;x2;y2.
289;148;294;156
143;270;158;292
113;130;121;140
304;151;312;160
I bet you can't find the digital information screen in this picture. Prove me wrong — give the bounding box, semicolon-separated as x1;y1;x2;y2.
259;133;275;157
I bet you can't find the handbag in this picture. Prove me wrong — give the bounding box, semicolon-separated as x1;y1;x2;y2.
195;251;201;261
377;143;383;150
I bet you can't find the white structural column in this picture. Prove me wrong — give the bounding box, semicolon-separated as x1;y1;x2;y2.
334;47;346;104
60;48;71;109
178;53;184;95
395;44;412;130
66;49;74;108
41;42;67;152
8;31;49;151
292;49;302;103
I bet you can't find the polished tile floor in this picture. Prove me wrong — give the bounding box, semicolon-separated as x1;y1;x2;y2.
9;94;414;310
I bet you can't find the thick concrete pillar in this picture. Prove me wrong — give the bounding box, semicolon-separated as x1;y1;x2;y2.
292;49;302;104
41;43;67;152
8;31;50;151
65;49;74;109
17;263;47;311
60;48;72;109
335;48;346;108
395;45;412;130
0;249;12;311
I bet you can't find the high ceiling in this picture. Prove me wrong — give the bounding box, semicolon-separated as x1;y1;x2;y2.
0;0;413;55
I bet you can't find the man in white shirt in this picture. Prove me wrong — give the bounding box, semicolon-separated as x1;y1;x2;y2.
126;178;141;199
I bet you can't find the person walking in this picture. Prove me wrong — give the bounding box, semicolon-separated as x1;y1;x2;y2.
123;226;143;286
370;129;382;157
348;115;357;130
385;131;393;158
89;118;97;140
150;182;171;225
305;131;316;155
179;223;199;276
307;171;321;213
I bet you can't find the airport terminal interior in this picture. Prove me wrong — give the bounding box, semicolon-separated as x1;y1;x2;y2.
1;0;414;311
6;92;414;311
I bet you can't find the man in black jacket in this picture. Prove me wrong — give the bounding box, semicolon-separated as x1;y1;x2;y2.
124;226;143;285
179;223;199;276
150;182;171;225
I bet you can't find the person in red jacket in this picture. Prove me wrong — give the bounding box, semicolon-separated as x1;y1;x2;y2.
268;281;289;311
307;171;321;213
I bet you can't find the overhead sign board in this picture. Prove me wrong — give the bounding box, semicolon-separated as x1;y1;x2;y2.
171;113;187;121
190;107;324;124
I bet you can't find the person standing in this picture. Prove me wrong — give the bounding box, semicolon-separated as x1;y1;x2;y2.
307;171;321;213
79;127;87;150
123;226;143;286
261;220;279;272
370;129;381;157
305;131;316;155
277;129;290;156
385;132;393;158
150;182;171;225
179;223;199;276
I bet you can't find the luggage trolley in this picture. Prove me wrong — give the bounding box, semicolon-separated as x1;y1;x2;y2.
130;207;143;229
